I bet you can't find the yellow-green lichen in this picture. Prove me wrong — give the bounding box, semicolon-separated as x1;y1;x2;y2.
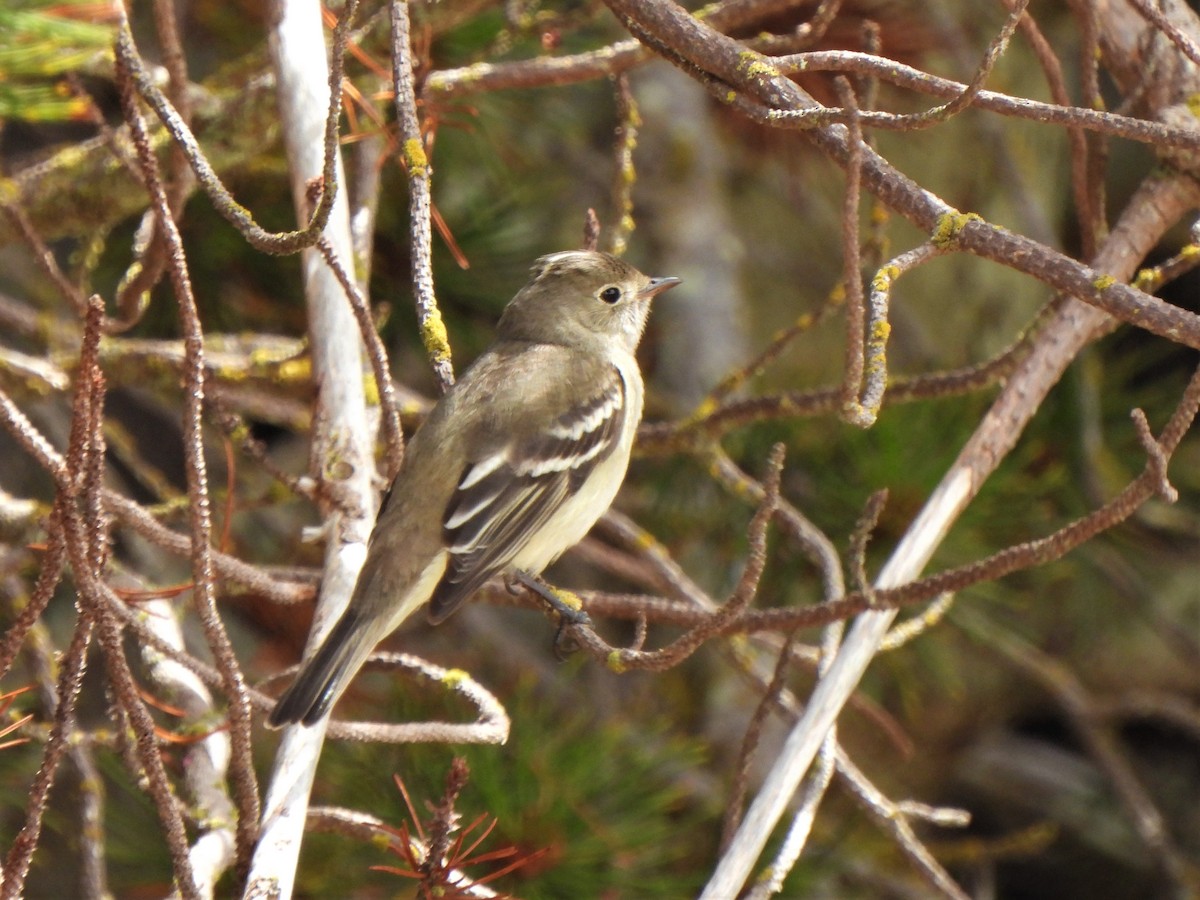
441;668;469;687
0;178;20;205
248;344;295;367
1093;274;1116;290
868;318;891;349
792;313;816;333
843;403;876;428
727;633;752;664
551;588;583;612
227;419;252;444
398;398;427;418
688;396;718;424
453;65;491;88
275;357;311;384
211;358;248;383
369;830;394;851
606;650;627;674
631;528;657;551
931;210;982;249
403;138;429;178
420;307;452;365
362;373;380;406
1133;268;1160;292
737;50;779;80
871;264;899;294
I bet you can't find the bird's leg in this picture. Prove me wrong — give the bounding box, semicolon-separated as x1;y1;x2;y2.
508;570;592;628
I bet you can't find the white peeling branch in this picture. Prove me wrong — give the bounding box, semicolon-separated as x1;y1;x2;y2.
244;0;376;897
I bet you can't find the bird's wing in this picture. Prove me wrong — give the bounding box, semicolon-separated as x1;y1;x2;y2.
427;364;627;623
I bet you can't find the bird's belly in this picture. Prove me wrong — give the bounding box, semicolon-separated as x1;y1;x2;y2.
510;443;630;574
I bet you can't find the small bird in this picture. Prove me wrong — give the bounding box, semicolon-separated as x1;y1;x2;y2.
268;250;680;727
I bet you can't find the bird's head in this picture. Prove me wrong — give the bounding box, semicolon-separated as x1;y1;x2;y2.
497;250;681;354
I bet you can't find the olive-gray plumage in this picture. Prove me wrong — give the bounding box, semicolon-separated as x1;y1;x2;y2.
268;251;680;727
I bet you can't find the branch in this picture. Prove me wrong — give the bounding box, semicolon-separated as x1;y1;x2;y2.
602;0;1200;351
248;1;377;896
391;0;454;391
113;21;262;875
703;180;1200;896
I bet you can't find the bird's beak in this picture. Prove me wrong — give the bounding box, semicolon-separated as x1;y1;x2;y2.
639;276;682;299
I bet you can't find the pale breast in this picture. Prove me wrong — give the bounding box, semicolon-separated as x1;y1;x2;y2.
511;349;643;573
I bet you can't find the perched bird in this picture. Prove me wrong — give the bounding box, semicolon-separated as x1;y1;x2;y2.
268;250;680;727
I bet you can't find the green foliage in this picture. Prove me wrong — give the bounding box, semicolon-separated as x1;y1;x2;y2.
457;689;715;898
295;680;715;897
0;4;113;121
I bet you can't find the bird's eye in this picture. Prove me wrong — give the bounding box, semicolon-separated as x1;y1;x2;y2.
599;286;622;304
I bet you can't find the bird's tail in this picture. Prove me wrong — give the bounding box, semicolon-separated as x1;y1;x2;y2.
266;611;372;728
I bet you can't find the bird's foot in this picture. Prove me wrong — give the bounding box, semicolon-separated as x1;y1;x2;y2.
509;570;592;627
509;570;591;658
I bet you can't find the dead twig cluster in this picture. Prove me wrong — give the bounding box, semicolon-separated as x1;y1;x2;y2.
3;1;1200;898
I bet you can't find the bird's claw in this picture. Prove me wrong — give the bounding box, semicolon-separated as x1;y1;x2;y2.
511;570;592;647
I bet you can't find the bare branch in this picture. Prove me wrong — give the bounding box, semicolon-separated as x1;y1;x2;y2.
113;26;262;872
390;0;454;391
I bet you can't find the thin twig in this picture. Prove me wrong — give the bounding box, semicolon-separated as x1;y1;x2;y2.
572;445;785;673
769;50;1200;150
113;27;262;875
1;616;95;899
959;609;1192;890
111;4;356;256
1126;0;1200;67
605;73;639;257
835;75;867;422
390;0;455;391
316;235;405;478
836;751;970;899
